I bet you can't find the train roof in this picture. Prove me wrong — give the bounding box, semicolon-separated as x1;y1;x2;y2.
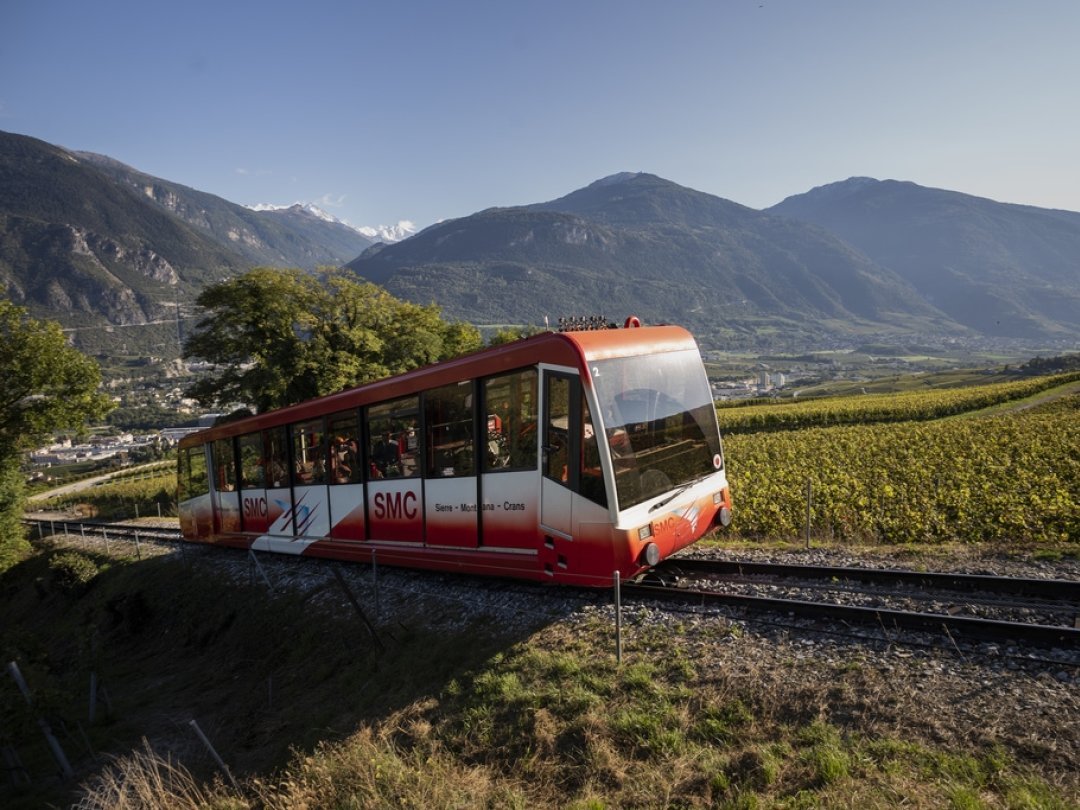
180;322;698;447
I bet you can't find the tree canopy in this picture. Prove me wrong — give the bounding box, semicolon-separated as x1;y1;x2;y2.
0;299;113;568
183;268;483;412
0;300;113;460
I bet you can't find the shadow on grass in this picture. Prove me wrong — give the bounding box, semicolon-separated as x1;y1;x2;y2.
0;542;571;808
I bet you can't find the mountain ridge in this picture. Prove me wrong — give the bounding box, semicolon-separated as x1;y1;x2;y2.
768;177;1080;337
3;128;1079;361
347;173;959;345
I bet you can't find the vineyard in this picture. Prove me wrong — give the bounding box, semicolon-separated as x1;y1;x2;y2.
38;468;177;520
32;377;1080;546
722;393;1080;545
715;371;1080;434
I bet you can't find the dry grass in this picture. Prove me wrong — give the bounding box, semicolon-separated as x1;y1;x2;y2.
6;546;1076;809
73;739;234;810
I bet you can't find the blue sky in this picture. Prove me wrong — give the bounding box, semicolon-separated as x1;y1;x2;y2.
2;0;1078;231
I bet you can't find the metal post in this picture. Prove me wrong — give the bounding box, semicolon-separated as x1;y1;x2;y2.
135;503;139;520
188;719;239;791
157;502;162;518
8;661;74;780
372;550;380;621
63;522;69;538
102;529;110;555
37;522;43;540
805;478;812;549
134;531;141;560
89;672;98;724
80;524;86;542
614;570;622;665
247;549;273;591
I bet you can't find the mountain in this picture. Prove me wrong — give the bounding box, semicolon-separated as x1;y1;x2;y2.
0;131;245;335
768;178;1080;338
356;220;417;243
0;130;375;358
77;152;374;268
347;173;958;345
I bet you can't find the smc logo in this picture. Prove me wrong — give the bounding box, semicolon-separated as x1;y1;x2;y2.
243;496;268;518
374;491;418;520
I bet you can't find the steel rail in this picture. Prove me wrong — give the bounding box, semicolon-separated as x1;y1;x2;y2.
661;558;1080;600
622;581;1080;648
22;518;182;542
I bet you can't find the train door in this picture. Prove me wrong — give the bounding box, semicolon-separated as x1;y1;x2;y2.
236;431;269;534
263;426;293;536
210;438;241;535
327;409;365;540
289;418;331;538
178;444;212;539
365;396;423;543
423;381;479;547
540;370;579;538
478;368;540;550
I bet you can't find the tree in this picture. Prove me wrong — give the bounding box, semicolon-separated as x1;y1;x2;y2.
183;268;483;412
0;300;113;568
487;325;544;346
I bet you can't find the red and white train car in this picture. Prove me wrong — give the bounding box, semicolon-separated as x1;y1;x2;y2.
177;320;731;586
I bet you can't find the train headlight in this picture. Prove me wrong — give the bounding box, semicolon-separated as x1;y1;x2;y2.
637;524;652;541
717;506;732;527
640;541;660;567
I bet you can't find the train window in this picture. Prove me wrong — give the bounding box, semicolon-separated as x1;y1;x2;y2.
237;432;265;489
212;439;237;492
179;445;209;501
482;369;538;471
426;382;475;477
544;375;571;483
327;410;362;485
581;396;607;508
543;374;608;507
265;426;289;488
367;396;419;479
292;419;327;485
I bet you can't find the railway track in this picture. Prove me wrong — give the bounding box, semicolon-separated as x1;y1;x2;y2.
26;516;1079;649
632;558;1080;649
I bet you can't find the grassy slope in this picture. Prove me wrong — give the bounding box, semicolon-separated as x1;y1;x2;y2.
1;544;1075;809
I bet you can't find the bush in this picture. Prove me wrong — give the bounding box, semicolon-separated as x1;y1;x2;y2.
48;551;100;594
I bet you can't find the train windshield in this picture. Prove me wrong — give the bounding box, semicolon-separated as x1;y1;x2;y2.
591;349;722;510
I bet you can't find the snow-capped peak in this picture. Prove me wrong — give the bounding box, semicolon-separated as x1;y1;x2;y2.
356;220;418;243
248;202;339;223
248;204;416;243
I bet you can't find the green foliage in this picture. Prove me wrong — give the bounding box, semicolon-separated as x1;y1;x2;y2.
38;469;177;519
0;300;112;570
47;550;100;593
0;300;114;458
724;405;1080;544
0;456;28;569
183;267;483;412
487;325;545;346
716;372;1080;434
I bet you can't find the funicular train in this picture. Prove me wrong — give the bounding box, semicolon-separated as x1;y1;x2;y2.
177;318;732;586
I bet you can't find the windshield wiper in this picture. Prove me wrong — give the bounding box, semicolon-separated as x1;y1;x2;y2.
648;473;711;512
649;483;691;512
